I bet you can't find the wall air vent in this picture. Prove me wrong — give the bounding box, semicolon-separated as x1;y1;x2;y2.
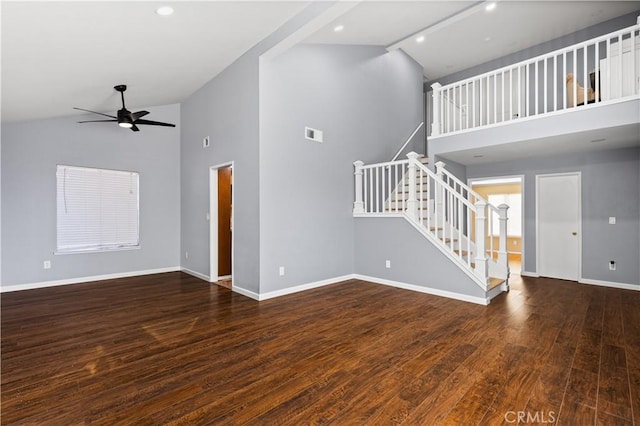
305;127;323;143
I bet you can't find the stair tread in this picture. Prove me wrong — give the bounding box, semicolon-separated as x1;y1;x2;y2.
488;277;505;290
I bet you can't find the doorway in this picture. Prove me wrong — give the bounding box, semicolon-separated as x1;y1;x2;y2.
209;163;233;286
536;173;581;281
470;176;524;273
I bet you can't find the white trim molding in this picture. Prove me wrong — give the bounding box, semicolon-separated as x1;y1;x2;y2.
256;274;355;301
231;285;260;301
0;266;181;293
354;274;489;305
579;278;639;291
520;270;540;278
181;267;210;282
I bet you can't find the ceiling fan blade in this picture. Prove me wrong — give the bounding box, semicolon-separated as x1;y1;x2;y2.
131;124;140;132
132;110;149;120
73;107;117;119
135;119;176;128
78;119;118;123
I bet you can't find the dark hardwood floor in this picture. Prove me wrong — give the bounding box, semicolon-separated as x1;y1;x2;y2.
2;272;639;425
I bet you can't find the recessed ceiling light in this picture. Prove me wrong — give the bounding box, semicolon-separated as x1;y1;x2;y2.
334;25;344;32
156;6;174;16
485;2;497;12
484;36;492;42
416;35;425;43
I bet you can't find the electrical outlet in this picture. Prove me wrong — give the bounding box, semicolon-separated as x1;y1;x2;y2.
279;266;285;276
609;217;616;225
185;251;189;259
609;260;616;271
43;260;51;269
385;260;391;269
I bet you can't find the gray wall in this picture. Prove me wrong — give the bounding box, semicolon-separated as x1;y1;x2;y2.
259;44;424;293
466;147;640;286
179;2;338;294
1;104;181;287
180;49;261;292
354;217;485;299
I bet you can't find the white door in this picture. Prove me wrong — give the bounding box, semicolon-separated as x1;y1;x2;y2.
537;173;581;281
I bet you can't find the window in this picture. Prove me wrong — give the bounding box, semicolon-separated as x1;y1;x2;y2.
488;193;522;237
56;165;139;253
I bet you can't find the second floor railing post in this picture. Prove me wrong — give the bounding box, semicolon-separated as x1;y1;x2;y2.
497;204;510;266
353;160;364;214
406;152;420;220
431;82;442;137
474;200;489;285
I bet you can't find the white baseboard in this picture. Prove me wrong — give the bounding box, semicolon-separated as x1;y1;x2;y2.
0;266;181;293
257;274;356;301
353;274;489;305
231;285;260;301
579;278;639;291
520;270;539;278
180;267;210;282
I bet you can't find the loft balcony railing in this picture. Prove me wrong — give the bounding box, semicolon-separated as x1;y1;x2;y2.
430;16;640;137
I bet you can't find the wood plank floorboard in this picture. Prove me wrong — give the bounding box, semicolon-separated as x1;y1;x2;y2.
2;271;639;425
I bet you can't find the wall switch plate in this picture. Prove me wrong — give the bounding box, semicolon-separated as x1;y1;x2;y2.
609;260;616;271
43;260;51;269
385;260;391;269
609;217;616;225
279;266;285;276
203;136;210;148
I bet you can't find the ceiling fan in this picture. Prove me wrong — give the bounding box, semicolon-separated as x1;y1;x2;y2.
74;85;176;132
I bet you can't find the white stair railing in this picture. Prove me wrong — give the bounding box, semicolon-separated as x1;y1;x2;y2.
354;153;509;289
431;17;640;137
436;163;510;281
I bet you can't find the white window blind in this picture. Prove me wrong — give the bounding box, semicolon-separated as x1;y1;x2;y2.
488;193;522;237
56;165;139;253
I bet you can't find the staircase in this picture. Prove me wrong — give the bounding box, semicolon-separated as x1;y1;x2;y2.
353;151;510;300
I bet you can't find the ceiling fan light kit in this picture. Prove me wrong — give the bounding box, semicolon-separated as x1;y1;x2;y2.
74;85;176;132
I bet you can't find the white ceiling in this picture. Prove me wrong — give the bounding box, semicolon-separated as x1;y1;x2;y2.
306;1;640;82
1;1;310;123
2;1;638;124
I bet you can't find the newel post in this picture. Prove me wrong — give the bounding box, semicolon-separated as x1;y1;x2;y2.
406;152;420;220
431;82;442;137
353;160;365;214
435;161;446;227
497;203;510;266
474;200;489;284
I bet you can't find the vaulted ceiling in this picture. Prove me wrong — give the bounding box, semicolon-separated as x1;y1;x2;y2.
2;1;638;123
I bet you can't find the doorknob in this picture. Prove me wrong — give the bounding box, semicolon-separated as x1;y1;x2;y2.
572;232;577;235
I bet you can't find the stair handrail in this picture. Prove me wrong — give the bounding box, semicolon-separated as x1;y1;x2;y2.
391;122;424;161
437;163;486;206
436;162;509;276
